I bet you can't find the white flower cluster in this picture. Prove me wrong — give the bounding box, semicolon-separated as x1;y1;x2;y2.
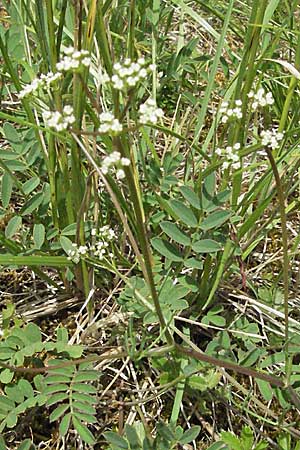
215;143;241;170
92;225;115;259
56;47;91;72
43;105;75;131
260;128;284;150
19;72;62;99
111;57;155;90
219;100;243;123
99;112;123;134
67;226;116;263
19;47;90;99
101;150;130;180
138;98;164;124
248;88;274;111
67;243;88;264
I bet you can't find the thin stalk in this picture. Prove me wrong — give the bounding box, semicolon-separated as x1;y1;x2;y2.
128;0;136;60
192;0;234;144
278;26;300;136
45;0;57;71
56;0;68;56
95;1;113;77
115;136;173;346
231;0;268;207
265;148;291;386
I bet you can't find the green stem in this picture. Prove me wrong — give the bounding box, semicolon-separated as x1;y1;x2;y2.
278;26;300;136
231;0;268;207
115;137;173;345
265;148;291;386
128;0;136;60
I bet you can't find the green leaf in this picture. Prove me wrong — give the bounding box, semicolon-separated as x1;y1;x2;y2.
202;172;216;210
179;426;201;444
125;424;141;449
73;371;99;383
72;412;97;423
183;257;203;269
0;395;15;411
160;221;191;245
192;239;222;253
44;384;70;395
59;413;71;437
5;385;24;403
20;192;43;216
5;160;27;171
5;215;22;239
179;186;201;209
72;416;95;445
169;199;198;227
45;374;73;384
46;393;69;406
24;323;41;343
18;379;34;399
60;236;74;256
256;379;273;402
50;404;70;422
72;401;96;415
61;223;77;236
2;303;15;329
240;426;254;450
33;223;45;249
0;255;72;267
259;352;285;369
103;431;129;449
2;172;13;209
221;432;242;450
200;210;231;231
151;237;183;261
22;177;40;195
0;369;14;384
239;348;261;367
72;383;97;394
3;122;20;142
6;411;17;428
72;392;97;404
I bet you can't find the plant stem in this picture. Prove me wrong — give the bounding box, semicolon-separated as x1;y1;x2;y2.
265;148;291;386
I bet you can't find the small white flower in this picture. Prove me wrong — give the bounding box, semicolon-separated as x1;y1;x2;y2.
249;87;274;111
56;48;91;72
217;142;241;171
99;112;122;134
261;128;284;150
116;169;125;180
111;57;152;90
43;106;75;132
139;98;164;124
121;157;130;166
219;99;242;123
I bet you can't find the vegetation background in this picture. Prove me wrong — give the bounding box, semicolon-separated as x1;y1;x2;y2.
1;0;300;448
